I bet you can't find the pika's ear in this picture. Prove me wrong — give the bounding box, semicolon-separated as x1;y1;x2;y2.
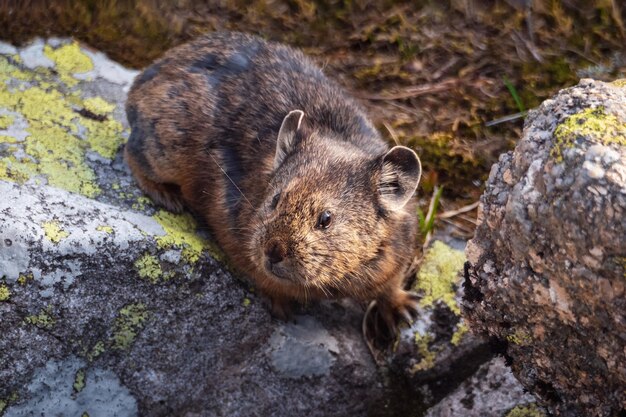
274;110;304;169
378;146;421;211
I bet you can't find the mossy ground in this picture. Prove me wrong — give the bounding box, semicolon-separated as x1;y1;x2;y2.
1;0;623;204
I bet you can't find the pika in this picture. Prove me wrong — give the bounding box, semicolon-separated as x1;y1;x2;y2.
125;32;422;326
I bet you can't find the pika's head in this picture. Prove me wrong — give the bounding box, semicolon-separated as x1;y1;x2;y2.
248;110;421;298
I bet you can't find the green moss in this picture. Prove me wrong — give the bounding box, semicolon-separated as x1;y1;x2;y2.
450;322;469;346
42;220;69;243
506;403;546;417
411;332;436;373
0;283;10;301
0;114;13;129
134;253;162;284
110;303;149;350
25;307;55;329
73;368;86;393
413;241;465;314
153;210;225;264
507;330;532;346
552;107;626;162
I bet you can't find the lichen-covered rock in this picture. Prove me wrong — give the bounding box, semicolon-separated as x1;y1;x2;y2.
367;241;493;415
0;39;381;416
463;79;626;416
425;357;543;417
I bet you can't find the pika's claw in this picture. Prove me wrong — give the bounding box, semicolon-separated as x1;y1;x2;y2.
269;297;294;321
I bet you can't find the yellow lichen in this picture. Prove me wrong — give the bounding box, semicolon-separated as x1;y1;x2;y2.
73;368;86;393
450;322;469;346
0;49;127;197
25;307;55;329
96;225;113;234
17;272;33;286
413;241;465;314
507;330;533;346
131;196;153;211
152;210;226;264
110;303;149;350
506;403;546;417
411;332;437;373
611;79;626;87
0;283;10;301
552;107;626;162
43;42;93;87
83;97;116;115
0;82;102;197
82;113;125;160
42;221;69;243
134;253;162;284
0;114;13;129
86;340;105;362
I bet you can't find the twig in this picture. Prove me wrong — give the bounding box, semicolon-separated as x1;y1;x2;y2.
438;201;479;219
485;111;527;127
611;0;626;39
360;78;460;100
441;217;474;235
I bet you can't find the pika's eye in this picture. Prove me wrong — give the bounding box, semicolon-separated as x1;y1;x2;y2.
270;192;281;209
316;210;332;229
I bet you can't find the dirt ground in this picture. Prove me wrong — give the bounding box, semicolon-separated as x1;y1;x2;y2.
1;0;625;236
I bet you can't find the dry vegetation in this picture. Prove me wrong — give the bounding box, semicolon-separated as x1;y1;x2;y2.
1;0;625;227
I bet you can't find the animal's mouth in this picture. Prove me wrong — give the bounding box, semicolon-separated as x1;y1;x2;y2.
264;259;290;280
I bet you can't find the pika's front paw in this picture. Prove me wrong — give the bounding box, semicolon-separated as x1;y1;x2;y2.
375;290;420;336
269;297;294;321
362;290;420;359
146;185;185;213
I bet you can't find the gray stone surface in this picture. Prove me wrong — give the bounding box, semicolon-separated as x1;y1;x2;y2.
425;357;541;417
463;79;626;416
0;38;381;417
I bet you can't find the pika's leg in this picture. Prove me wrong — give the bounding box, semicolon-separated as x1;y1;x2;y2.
375;286;420;335
124;145;185;213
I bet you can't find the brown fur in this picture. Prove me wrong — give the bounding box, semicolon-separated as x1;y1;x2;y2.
125;32;422;325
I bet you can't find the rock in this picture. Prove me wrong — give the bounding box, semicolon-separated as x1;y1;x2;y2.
463;79;626;416
367;241;529;415
0;39;381;416
425;357;542;417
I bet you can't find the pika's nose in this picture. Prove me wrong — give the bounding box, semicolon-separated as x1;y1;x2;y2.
265;240;287;264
